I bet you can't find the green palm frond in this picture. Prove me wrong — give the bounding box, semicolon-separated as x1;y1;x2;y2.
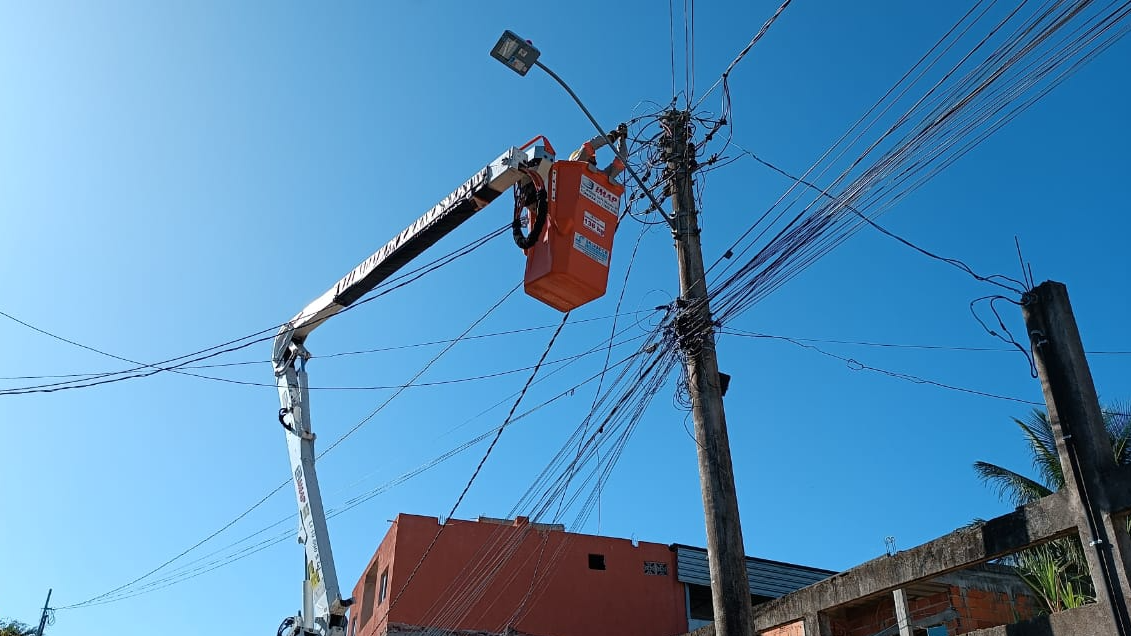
972;403;1130;615
1016;411;1063;490
1104;402;1131;466
973;461;1054;507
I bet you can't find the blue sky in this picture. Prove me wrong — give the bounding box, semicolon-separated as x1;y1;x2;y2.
2;2;1128;634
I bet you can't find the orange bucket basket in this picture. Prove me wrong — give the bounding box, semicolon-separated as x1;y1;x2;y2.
524;160;623;312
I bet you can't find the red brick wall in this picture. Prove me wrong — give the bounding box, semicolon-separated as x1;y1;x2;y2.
351;517;400;636
762;620;804;636
952;587;1036;632
350;514;688;636
830;584;1037;636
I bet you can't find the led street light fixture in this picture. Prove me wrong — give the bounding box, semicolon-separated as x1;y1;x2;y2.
491;30;540;76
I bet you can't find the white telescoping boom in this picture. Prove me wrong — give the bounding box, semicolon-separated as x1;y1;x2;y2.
273;141;554;636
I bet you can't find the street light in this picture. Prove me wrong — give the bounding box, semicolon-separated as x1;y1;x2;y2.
490;30;672;226
490;30;541;76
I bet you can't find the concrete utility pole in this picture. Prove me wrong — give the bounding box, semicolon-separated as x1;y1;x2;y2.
664;109;753;636
35;589;51;636
1023;281;1131;636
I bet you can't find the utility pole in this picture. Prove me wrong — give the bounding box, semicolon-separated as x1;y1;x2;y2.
1023;281;1131;635
34;589;51;636
664;109;753;636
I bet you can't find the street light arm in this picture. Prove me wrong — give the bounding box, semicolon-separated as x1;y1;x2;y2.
533;60;673;227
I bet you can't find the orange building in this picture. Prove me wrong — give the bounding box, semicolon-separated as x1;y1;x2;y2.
348;514;833;636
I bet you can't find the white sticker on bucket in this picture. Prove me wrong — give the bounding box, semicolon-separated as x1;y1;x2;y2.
582;211;606;237
573;232;610;267
580;175;620;214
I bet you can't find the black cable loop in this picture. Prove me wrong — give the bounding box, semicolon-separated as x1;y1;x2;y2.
512;175;548;250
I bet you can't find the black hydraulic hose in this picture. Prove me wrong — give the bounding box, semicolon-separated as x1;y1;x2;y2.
512;184;548;250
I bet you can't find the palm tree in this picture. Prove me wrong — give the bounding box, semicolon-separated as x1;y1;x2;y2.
973;404;1131;613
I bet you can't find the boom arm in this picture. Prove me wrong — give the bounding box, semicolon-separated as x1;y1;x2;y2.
272;142;554;636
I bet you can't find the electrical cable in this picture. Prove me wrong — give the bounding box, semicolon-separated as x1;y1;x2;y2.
730;143;1027;294
532;60;672;225
58;279;542;609
15;329;649;393
729;329;1042;405
316;284;520;459
57;345;652;608
406;336;678;636
383;311;572;618
56;479;291;609
78;314;672;610
0;224;510;396
692;0;793;111
381;288;678;633
511;169;548;250
701;0;998;282
56;1;1131;612
721;328;1131;355
0;309;652;381
668;0;678;100
697;0;1130;333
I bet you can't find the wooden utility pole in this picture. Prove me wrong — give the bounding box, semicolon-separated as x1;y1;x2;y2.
1023;281;1131;635
664;109;753;636
34;589;51;636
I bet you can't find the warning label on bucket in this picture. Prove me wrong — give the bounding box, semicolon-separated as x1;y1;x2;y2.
573;232;610;267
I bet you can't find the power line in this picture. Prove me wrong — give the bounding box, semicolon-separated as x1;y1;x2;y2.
57;344;652;608
587;217;649;529
403;336;680;635
0;310;652;381
720;328;1131;355
56;479;290;609
730;329;1042;406
692;0;793;111
57;281;522;608
360;297;679;634
727;142;1026;294
384;311;572;616
7;328;649;394
55;262;663;609
698;0;1131;330
668;0;677;100
316;284;521;458
0;225;509;396
726;327;1131;419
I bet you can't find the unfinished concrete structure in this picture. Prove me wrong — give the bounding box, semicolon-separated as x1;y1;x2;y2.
719;282;1131;636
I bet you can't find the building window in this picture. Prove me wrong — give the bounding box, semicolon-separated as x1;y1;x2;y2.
359;567;378;626
686;583;714;629
644;561;669;576
588;553;606;570
378;568;389;604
